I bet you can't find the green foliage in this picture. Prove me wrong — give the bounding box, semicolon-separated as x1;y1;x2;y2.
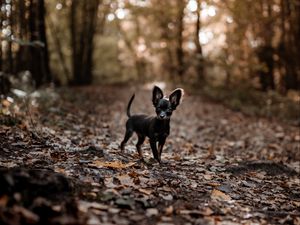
0;115;21;126
93;36;124;82
202;85;300;122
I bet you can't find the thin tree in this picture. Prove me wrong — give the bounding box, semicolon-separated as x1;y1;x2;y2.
194;0;205;84
70;0;101;85
175;0;186;79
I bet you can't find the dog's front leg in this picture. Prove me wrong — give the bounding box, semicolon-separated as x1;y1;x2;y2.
150;140;160;163
158;138;166;162
136;135;145;159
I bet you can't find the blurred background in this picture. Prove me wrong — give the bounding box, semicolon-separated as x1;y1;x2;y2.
0;0;299;121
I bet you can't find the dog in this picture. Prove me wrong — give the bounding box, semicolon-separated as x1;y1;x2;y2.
120;86;184;163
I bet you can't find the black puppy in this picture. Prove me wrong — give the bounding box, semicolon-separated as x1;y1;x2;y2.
120;86;184;163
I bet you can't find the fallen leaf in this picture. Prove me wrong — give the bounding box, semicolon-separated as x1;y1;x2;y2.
138;188;152;195
211;189;231;201
0;195;9;207
128;171;139;178
172;154;181;161
200;207;214;216
268;143;281;150
2;99;11;107
180;209;213;216
14;206;39;223
217;184;233;193
0;162;18;168
78;201;109;213
146;208;159;217
160;194;173;201
88;160;136;169
116;174;135;186
207;182;220;187
108;208;120;214
203;174;213;180
179;210;195;215
294;135;300;141
115;197;135;209
54;167;66;174
164;205;174;216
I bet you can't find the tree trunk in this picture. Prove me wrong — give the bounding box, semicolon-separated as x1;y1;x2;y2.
194;0;205;84
0;0;2;71
6;0;13;73
82;0;100;84
70;0;100;85
16;0;27;72
70;0;78;84
28;0;51;87
257;0;275;91
278;0;299;91
37;0;51;83
175;0;185;79
47;17;71;82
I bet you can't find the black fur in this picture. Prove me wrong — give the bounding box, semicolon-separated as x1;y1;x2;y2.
120;86;184;163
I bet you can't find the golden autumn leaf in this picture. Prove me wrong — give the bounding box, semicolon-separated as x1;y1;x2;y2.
1;99;11;107
0;195;9;208
138;188;153;195
211;189;231;201
88;160;136;169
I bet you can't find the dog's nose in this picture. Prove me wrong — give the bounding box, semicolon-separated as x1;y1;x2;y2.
160;114;166;119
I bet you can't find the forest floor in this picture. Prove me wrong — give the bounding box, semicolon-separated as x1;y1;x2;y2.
0;84;299;225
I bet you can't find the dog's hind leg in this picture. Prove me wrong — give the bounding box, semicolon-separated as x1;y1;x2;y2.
120;129;133;151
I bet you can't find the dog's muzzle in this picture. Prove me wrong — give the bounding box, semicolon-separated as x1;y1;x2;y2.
159;112;167;119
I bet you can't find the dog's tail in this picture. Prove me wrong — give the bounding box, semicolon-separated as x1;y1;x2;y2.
126;94;135;117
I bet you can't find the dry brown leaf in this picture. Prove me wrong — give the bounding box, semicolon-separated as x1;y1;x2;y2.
88;160;136;169
14;206;39;223
172;154;181;161
164;205;174;216
201;207;214;216
54;167;66;174
0;162;17;168
116;174;135;186
179;210;190;215
179;208;213;216
268;143;281;150
203;174;212;180
294;135;300;141
128;171;139;178
211;189;231;201
0;195;8;207
78;201;109;213
146;208;159;217
138;188;152;195
2;99;11;107
207;182;220;187
104;178;118;188
105;174;136;187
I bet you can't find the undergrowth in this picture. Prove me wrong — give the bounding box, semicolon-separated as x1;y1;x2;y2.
200;85;300;124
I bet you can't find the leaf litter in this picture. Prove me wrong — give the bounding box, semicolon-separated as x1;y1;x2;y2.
0;85;299;225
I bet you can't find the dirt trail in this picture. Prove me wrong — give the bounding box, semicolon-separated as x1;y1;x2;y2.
0;85;299;225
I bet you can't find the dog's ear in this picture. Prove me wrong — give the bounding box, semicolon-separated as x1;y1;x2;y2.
152;86;164;106
169;88;184;110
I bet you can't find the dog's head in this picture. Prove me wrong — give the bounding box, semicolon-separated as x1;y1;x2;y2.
152;86;184;120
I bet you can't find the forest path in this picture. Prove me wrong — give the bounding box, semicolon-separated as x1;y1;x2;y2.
0;85;299;225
